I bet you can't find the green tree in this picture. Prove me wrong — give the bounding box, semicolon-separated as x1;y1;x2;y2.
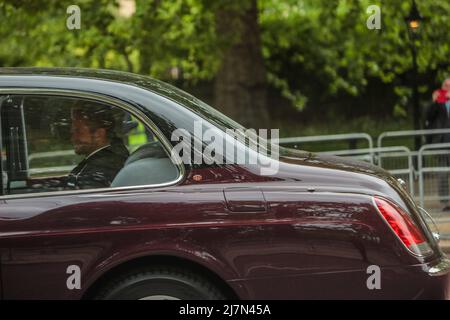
213;0;269;127
1;0;450;130
260;0;450;120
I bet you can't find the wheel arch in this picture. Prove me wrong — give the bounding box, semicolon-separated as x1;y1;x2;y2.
82;254;240;300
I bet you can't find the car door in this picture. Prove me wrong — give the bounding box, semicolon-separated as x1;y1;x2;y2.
0;193;117;299
0;188;210;299
0;200;4;300
0;92;183;299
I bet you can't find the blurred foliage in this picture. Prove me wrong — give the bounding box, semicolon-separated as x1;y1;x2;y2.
0;0;449;122
0;0;220;80
260;0;450;111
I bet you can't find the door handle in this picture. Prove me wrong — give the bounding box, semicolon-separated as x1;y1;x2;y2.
223;188;267;213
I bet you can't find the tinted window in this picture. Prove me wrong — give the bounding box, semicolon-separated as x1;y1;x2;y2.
0;95;179;196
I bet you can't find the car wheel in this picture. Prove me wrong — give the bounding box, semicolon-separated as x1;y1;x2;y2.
94;266;227;300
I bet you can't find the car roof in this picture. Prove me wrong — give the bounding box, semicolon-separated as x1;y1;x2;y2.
0;67;168;92
0;67;152;81
0;67;205;114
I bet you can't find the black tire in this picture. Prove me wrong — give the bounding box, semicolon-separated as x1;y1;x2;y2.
94;265;227;300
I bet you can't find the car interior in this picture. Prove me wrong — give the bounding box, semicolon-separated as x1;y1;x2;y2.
111;141;179;187
0;95;179;196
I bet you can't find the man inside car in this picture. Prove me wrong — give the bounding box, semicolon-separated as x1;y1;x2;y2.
65;103;129;189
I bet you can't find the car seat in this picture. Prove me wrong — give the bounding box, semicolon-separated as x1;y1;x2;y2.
111;141;179;187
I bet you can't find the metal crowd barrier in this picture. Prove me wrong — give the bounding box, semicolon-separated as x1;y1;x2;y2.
378;147;415;196
377;128;450;149
278;132;374;154
28;150;76;177
418;143;450;209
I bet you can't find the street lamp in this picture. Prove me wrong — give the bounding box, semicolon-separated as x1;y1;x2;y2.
405;0;424;35
404;0;425;151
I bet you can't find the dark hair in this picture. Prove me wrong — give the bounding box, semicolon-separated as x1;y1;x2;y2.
71;102;117;139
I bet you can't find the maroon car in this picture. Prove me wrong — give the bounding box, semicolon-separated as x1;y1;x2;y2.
0;68;448;300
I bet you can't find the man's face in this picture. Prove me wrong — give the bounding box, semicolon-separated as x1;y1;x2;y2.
71;116;103;156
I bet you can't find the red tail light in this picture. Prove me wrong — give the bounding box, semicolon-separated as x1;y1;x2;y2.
373;196;432;256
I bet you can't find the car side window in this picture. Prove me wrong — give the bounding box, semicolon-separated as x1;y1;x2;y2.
0;95;179;196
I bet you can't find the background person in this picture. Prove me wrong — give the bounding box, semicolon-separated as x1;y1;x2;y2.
425;78;450;210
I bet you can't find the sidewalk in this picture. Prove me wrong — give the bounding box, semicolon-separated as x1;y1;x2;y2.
439;239;450;256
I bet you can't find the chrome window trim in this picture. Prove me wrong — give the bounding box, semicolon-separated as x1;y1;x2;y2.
0;88;186;200
418;206;440;243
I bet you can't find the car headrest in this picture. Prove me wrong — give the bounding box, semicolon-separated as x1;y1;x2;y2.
111;141;179;187
125;141;167;165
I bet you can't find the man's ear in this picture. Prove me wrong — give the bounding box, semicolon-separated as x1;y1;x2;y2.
94;127;108;142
